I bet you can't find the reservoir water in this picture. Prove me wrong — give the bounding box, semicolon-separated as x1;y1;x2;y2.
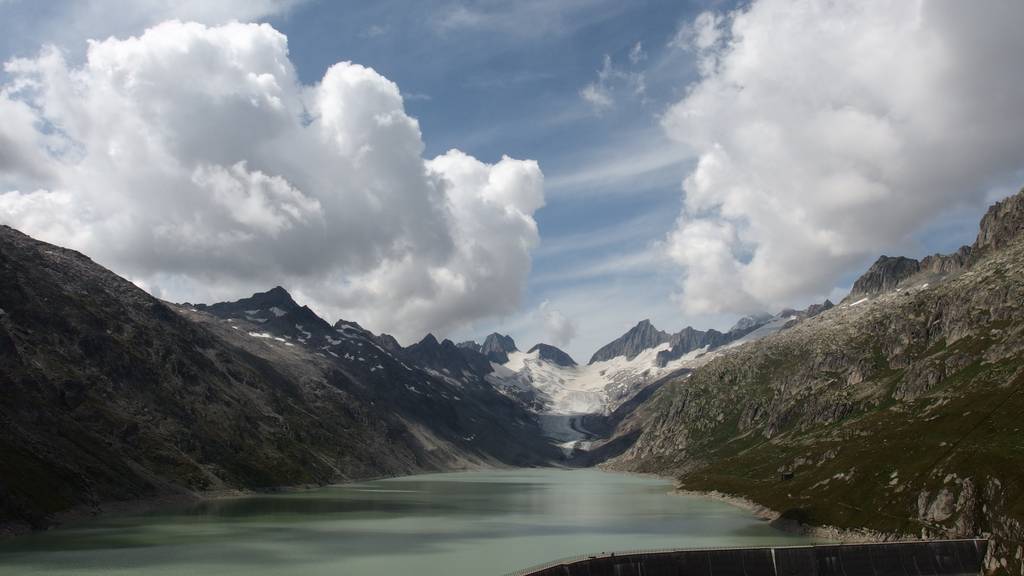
0;468;813;575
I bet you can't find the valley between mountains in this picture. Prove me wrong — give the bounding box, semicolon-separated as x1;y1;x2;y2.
2;190;1024;573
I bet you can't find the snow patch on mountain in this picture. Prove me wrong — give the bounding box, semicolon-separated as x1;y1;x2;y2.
718;315;794;351
487;343;708;415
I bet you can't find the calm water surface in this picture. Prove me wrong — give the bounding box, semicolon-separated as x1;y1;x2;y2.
0;468;812;575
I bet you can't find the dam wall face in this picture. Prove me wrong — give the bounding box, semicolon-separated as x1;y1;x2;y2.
512;540;988;576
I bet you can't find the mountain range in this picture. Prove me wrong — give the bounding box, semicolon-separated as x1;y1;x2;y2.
2;188;1024;572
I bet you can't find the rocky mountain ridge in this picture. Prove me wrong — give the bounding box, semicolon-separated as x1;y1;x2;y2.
400;333;494;380
471;298;837;423
0;226;558;532
845;255;924;301
600;188;1024;575
458;332;518;364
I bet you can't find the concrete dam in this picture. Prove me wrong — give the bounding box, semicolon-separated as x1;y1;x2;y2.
507;539;988;576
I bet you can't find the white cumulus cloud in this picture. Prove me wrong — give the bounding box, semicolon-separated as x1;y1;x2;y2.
664;0;1024;315
0;20;544;342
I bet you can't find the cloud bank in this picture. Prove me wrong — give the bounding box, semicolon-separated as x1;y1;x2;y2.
665;0;1024;315
0;20;543;342
538;301;577;349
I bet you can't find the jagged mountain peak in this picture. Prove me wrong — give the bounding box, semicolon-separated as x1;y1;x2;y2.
198;285;298;314
415;334;459;351
482;332;517;351
244;285;298;308
481;332;517;364
588;319;672;364
527;343;577;367
263;285;293;300
194;286;334;346
401;332;493;378
418;333;441;347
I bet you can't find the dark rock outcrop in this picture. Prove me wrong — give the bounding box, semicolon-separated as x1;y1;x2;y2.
803;299;834;318
372;332;403;354
528;343;576;367
196;286;334;346
480;333;518;364
401;334;493;377
846;255;921;301
973;189;1024;255
921;246;972;274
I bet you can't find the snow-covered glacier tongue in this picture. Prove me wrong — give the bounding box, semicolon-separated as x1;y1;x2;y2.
485;343;704;455
481;309;828;455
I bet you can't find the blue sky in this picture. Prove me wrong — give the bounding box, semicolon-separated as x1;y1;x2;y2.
268;0;737;358
2;0;1021;362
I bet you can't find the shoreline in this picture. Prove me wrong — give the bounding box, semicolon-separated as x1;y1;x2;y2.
0;484;319;538
597;462;909;543
0;463;504;539
1;461;603;539
673;487;917;544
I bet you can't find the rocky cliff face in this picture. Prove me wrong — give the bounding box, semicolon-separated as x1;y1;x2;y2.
604;189;1024;575
975;191;1024;255
921;246;972;275
0;226;557;531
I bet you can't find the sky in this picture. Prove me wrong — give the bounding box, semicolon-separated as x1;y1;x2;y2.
1;0;1023;363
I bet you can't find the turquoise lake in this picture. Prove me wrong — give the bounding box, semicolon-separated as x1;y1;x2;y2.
0;468;813;575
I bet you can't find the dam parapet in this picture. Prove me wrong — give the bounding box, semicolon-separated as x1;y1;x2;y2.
506;539;988;576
